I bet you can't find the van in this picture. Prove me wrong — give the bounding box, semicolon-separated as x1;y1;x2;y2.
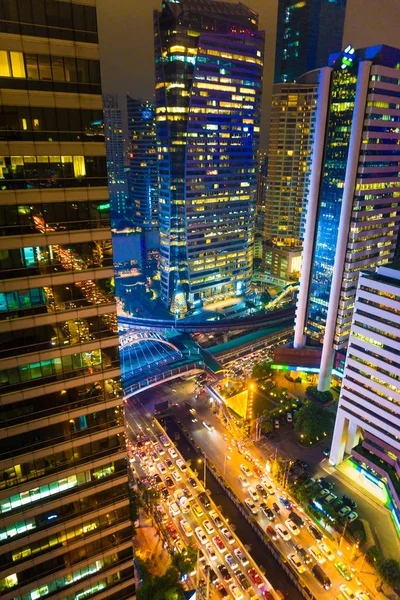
312;564;332;590
289;511;305;528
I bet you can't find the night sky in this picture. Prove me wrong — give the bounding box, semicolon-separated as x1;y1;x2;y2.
97;0;400;147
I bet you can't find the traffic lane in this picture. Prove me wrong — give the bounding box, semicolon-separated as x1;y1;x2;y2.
173;404;349;600
126;402;270;599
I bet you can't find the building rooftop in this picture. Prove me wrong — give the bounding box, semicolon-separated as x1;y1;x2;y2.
162;0;258;26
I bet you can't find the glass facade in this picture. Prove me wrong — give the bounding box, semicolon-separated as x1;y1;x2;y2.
0;2;134;600
127;97;158;230
154;0;264;314
274;0;346;84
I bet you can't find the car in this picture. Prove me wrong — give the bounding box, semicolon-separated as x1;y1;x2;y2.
213;535;226;553
234;569;251;592
168;447;178;459
215;582;228;597
202;421;213;431
256;484;268;499
160;487;169;500
248;487;260;502
248;568;263;589
322;447;330;457
198;492;211;509
320;543;335;561
338;505;352;518
309;525;323;542
169;501;180;516
165;476;175;489
157;462;167;475
186;476;197;488
174;538;185;553
233;548;249;567
335;561;353;581
309;545;325;564
229;583;243;600
203;519;215;535
180;519;192;537
205;542;217;561
174;488;185;502
340;584;356;600
278;496;292;510
205;565;218;584
287;412;293;423
254;466;263;477
318;477;334;490
171;470;181;482
266;525;277;540
176;459;187;472
155;443;164;455
218;563;232;583
355;591;370;600
292;543;311;564
194;526;208;545
274;418;280;429
276;524;291;542
285;519;300;536
240;464;252;478
165;458;174;470
288;553;306;574
221;527;235;544
209;509;223;528
346;511;358;523
318;488;330;499
191;503;204;519
182;487;193;502
166;521;179;539
342;495;357;509
160;435;170;447
324;493;337;504
263;481;275;495
152;473;162;486
244;498;258;515
262;506;275;521
225;553;238;570
238;475;249;487
151;452;160;463
272;502;280;514
189;407;196;415
288;511;304;528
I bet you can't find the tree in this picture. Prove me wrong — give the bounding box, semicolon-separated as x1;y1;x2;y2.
140;487;160;514
252;361;271;380
260;420;273;435
288;481;315;505
171;544;197;577
260;290;271;305
380;559;400;588
294;400;334;441
136;567;185;600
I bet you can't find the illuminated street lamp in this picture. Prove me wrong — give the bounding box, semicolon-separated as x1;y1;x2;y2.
197;457;206;488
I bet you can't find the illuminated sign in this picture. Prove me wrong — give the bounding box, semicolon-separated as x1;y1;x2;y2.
341;45;355;70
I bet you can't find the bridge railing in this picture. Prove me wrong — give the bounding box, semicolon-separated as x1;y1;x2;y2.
123;360;205;398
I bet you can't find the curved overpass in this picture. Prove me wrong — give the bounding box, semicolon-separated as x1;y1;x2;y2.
118;304;295;333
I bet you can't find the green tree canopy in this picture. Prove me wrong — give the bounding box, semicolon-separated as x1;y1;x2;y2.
136;566;185;600
294;400;334;441
252;361;271;380
380;559;400;588
171;544;197;577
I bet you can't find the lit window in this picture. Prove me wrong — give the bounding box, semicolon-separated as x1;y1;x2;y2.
10;51;25;78
0;50;10;77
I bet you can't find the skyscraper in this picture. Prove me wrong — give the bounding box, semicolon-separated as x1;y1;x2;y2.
330;263;400;523
127;96;158;230
103;94;129;225
295;45;400;390
274;0;347;84
0;2;134;598
264;76;318;248
154;0;264;315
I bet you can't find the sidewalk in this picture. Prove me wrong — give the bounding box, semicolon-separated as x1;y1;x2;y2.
133;510;170;576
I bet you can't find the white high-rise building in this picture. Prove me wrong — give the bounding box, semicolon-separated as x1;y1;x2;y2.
330;263;400;519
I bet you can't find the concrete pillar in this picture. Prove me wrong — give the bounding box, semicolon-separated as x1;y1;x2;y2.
345;420;360;455
318;60;372;391
223;331;229;344
294;67;332;349
329;410;348;466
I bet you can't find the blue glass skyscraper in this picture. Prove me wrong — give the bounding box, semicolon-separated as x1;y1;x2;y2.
154;0;264;315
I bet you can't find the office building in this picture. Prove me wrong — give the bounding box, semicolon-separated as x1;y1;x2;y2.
264;77;318;248
274;0;347;84
330;264;400;520
255;149;267;236
103;94;129;225
0;2;134;599
154;0;264;314
127;97;158;230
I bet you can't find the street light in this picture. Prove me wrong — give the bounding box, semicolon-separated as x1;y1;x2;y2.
197;457;206;488
224;455;231;477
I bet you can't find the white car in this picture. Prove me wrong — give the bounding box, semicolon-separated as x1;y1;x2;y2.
229;583;243;600
203;519;215;535
285;519;300;536
346;511;358;523
276;524;291;542
168;447;178;459
176;459;187;472
157;462;167;475
160;435;170;447
309;545;325;564
233;548;249;567
194;526;208;545
169;501;180;516
288;553;306;574
221;527;235;544
171;470;181;482
209;509;224;528
238;475;249;487
244;498;258;515
248;487;260;502
355;591;370;600
180;519;192;537
340;585;356;600
240;464;252;478
202;421;213;431
320;543;335;561
338;505;352;518
225;553;238;570
205;542;217;561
